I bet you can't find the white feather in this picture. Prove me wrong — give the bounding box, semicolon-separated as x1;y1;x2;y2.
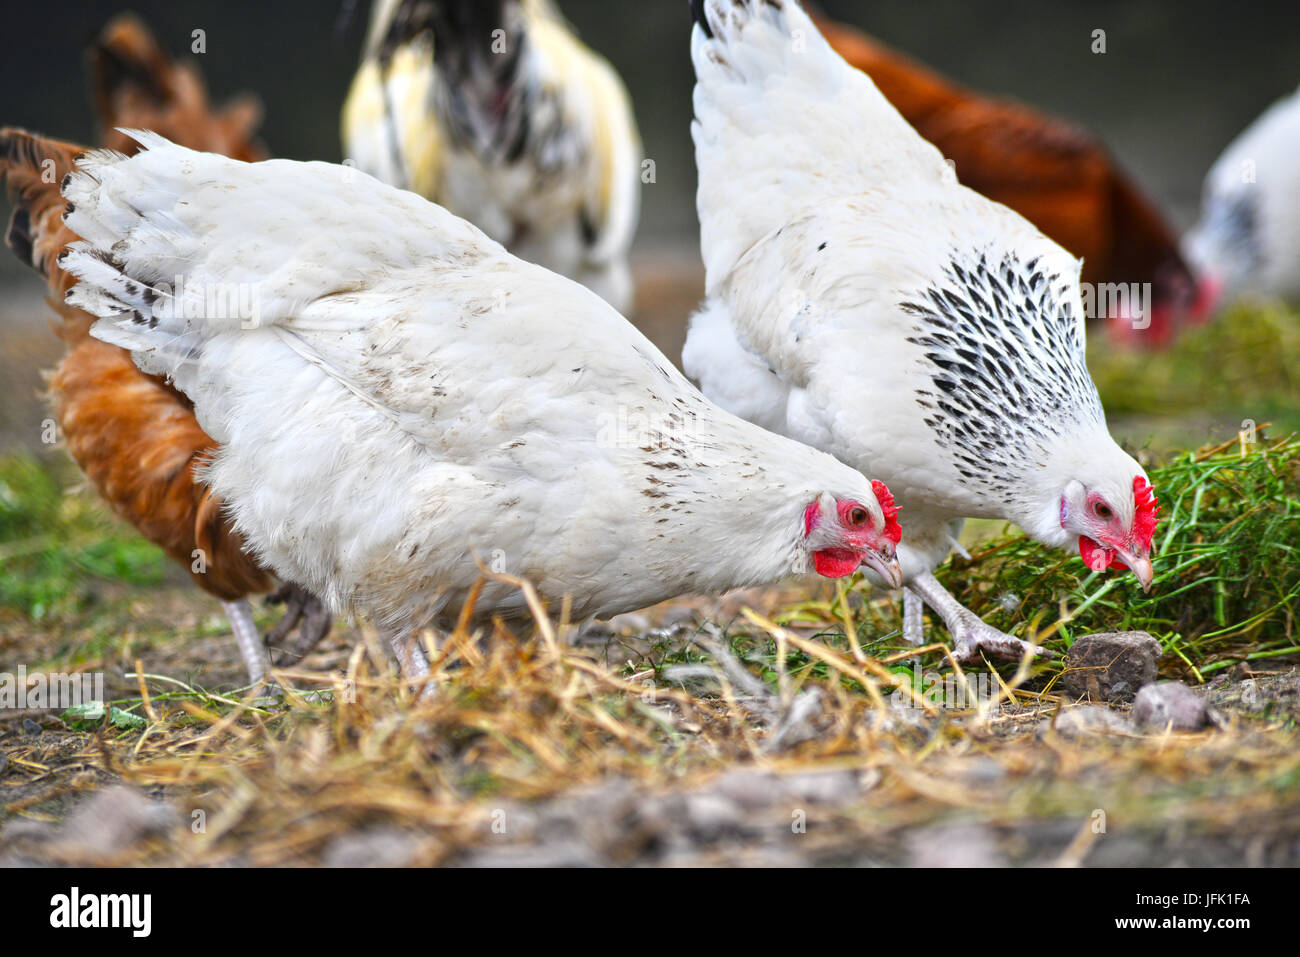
65;133;893;633
687;0;1148;583
1184;83;1300;303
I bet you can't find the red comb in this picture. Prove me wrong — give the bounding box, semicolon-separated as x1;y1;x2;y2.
872;479;903;544
1133;476;1159;549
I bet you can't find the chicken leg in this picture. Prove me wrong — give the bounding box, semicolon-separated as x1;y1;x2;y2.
221;599;274;686
388;631;439;702
902;585;925;646
905;571;1048;663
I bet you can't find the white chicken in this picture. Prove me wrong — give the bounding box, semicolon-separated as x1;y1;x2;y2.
1184;82;1300;307
341;0;641;313
59;132;903;672
683;0;1160;662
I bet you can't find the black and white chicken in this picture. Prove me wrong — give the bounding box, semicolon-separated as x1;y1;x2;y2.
342;0;642;312
683;0;1160;662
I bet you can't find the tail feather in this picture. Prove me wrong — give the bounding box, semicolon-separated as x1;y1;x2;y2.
60;134;203;362
0;128;95;340
689;0;714;37
0;129;277;602
690;0;944;286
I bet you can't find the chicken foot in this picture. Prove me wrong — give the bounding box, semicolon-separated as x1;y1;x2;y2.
904;571;1051;663
264;582;333;667
389;631;438;702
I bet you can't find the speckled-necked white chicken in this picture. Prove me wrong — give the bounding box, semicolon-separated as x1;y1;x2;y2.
59;132;903;673
341;0;641;313
1184;82;1300;307
682;0;1160;661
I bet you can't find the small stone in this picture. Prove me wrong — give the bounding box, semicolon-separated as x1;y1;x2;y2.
907;823;1005;868
1059;631;1162;701
1239;679;1263;712
22;718;41;735
1048;704;1135;737
683;792;743;838
777;769;859;805
322;827;419;867
58;786;178;858
1133;681;1215;731
459;843;595;868
712;769;779;810
712;766;860;809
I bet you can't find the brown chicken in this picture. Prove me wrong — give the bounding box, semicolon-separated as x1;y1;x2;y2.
1;15;329;685
811;9;1209;347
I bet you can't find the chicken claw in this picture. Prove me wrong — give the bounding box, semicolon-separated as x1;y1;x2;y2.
264;583;333;667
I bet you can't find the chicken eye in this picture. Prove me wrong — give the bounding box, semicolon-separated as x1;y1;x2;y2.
848;507;868;526
1093;502;1113;521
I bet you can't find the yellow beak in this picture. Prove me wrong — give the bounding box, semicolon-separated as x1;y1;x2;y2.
862;547;903;590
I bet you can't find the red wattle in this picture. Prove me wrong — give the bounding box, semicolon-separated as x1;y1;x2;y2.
1079;536;1124;572
1191;275;1223;324
814;548;862;578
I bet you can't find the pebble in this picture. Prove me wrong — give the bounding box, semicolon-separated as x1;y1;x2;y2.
1047;704;1135;737
1133;681;1216;731
322;827;421;867
58;786;179;858
907;823;1006;868
1059;631;1161;701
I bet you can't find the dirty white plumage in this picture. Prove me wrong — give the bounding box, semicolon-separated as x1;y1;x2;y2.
1184;82;1300;306
61;132;901;663
683;0;1159;661
342;0;641;312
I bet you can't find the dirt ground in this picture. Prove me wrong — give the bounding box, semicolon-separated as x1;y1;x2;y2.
2;575;1298;867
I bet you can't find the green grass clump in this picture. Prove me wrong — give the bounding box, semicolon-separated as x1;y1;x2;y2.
638;432;1300;693
937;432;1300;676
1090;300;1300;437
0;453;166;620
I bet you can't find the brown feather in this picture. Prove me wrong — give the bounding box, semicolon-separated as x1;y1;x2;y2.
1;130;88;343
0;15;277;607
50;339;274;601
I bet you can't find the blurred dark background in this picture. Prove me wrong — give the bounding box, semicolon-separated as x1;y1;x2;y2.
2;0;1298;258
